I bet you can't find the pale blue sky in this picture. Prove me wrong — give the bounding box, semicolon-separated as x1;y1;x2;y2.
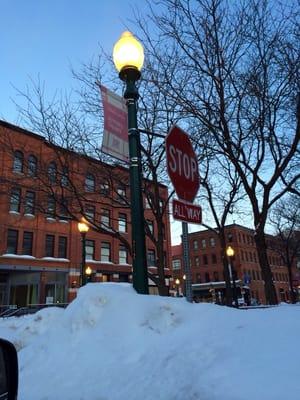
0;0;146;122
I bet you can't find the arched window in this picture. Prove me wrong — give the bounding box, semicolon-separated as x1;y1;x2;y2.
28;155;37;177
85;173;95;192
13;150;24;173
48;162;57;183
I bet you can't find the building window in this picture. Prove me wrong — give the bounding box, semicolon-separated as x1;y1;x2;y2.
48;162;57;183
203;254;208;265
193;240;198;250
86;240;95;260
45;235;55;257
201;239;206;249
147;249;156;267
205;272;210;282
196;273;201;283
10;187;21;212
210;237;216;247
85;173;95;192
118;213;127;232
100;209;110;229
28;155;37;177
101;242;111;262
213;271;219;281
147;220;154;235
228;233;233;242
119;244;128;264
116;186;126;204
7;229;18;254
58;236;67;258
172;259;181;270
22;231;33;255
24;191;35;215
61;166;69;187
211;254;217;264
145;197;151;209
85;205;95;223
59;198;68;220
47;196;56;218
100;180;110;196
195;256;200;267
13;150;24;173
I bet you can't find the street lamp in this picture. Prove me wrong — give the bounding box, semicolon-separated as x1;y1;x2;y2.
226;245;239;308
183;274;186;296
78;218;89;286
85;266;93;284
175;278;180;297
113;31;148;295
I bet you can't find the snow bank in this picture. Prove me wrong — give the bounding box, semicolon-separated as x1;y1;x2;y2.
0;283;299;400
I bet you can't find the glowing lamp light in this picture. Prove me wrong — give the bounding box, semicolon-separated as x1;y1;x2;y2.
113;31;144;73
175;278;180;285
226;245;235;257
78;218;89;234
85;266;92;276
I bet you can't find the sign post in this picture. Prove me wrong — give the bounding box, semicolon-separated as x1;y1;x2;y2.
166;125;201;302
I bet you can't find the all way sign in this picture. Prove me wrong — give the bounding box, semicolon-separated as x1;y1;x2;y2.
173;199;202;224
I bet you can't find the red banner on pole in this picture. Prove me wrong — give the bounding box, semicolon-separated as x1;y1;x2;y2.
100;85;129;163
173;198;202;224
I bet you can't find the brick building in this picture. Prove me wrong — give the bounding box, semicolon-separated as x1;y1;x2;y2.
171;224;298;304
0;120;172;308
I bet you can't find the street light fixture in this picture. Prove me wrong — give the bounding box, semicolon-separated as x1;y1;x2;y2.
226;245;239;308
85;266;93;284
113;31;148;295
175;278;180;297
78;218;89;286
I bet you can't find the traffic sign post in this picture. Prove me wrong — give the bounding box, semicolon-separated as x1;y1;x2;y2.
166;125;201;303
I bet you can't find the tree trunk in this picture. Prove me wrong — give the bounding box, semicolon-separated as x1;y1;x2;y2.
254;231;278;305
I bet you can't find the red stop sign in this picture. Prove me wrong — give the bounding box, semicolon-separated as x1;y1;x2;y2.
166;125;200;202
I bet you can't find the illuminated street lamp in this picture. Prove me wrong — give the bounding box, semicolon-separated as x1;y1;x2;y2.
175;278;180;297
183;274;186;296
85;266;93;284
78;218;89;286
226;245;239;308
113;31;148;295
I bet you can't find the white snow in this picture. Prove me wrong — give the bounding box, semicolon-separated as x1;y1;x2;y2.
0;283;299;400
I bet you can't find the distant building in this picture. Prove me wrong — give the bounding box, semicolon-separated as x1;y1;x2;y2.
0;120;172;308
171;224;298;304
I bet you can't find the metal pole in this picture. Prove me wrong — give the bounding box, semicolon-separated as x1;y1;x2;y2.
124;78;148;295
182;222;193;302
229;258;238;308
81;232;86;286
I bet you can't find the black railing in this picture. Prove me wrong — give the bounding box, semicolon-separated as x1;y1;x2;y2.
0;303;69;318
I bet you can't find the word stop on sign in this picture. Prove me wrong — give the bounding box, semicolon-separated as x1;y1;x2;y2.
168;145;198;181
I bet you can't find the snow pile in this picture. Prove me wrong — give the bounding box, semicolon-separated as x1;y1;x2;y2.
0;283;299;400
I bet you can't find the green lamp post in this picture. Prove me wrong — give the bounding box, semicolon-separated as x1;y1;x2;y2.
113;31;148;294
78;218;89;286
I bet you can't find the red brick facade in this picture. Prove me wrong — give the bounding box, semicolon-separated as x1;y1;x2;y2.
0;121;172;307
171;224;298;304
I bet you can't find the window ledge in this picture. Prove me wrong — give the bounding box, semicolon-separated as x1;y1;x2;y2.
59;219;69;223
24;213;35;219
9;211;20;215
46;217;56;222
